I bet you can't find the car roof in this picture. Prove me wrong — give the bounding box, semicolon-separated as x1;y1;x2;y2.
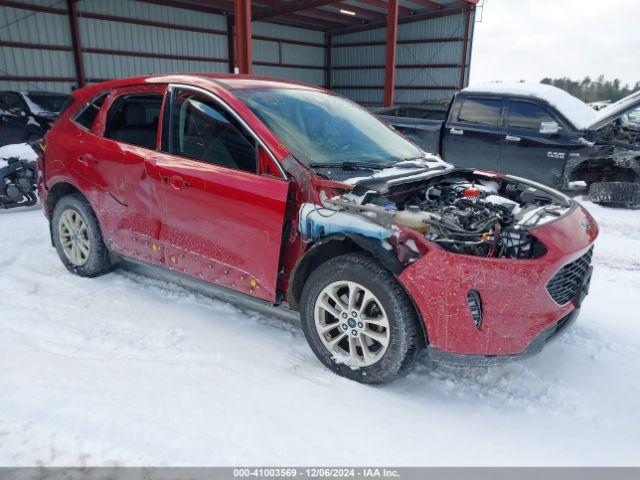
77;73;326;96
461;82;597;130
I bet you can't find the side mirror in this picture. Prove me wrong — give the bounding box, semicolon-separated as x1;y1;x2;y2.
540;121;561;135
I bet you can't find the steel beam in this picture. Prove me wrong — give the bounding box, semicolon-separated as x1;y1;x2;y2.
329;2;387;19
324;32;332;90
234;0;252;74
137;0;229;15
459;6;472;88
253;0;338;21
405;0;442;10
362;0;414;16
333;37;464;47
66;0;86;88
332;6;464;36
383;0;399;107
227;14;235;73
299;8;362;25
0;0;66;14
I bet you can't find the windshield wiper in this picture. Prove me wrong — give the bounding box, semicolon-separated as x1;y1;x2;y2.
309;160;393;171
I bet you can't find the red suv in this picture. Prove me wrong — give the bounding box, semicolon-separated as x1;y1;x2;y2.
38;74;598;383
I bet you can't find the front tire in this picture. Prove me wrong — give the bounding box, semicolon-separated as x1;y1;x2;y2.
300;253;423;384
52;194;112;277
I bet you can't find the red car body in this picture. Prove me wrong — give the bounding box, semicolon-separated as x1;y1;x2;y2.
38;74;598;363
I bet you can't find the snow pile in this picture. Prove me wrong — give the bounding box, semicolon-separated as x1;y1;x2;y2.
463;82;597;130
1;201;640;466
0;143;37;168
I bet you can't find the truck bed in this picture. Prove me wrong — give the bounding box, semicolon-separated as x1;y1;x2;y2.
376;105;445;155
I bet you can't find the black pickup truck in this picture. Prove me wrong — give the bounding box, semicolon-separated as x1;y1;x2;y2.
378;83;640;207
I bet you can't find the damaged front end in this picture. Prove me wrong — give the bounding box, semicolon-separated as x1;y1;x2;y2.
298;169;572;268
294;165;597;359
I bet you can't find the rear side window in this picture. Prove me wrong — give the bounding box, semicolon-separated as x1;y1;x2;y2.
508;101;555;130
165;90;256;173
105;94;163;150
458;98;502;126
73;92;108;130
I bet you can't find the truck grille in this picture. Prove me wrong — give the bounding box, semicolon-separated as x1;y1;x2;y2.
546;248;593;305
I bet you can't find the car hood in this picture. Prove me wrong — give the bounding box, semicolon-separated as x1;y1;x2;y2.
587;90;640;131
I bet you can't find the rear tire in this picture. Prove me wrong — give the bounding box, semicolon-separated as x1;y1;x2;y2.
52;194;112;277
300;253;423;384
589;182;640;209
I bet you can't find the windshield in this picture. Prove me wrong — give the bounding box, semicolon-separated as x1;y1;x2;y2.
24;93;70;113
233;87;424;167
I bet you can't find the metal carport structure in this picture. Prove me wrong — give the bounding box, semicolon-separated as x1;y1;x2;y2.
0;0;477;106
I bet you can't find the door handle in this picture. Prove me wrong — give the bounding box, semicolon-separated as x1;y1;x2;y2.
505;135;521;142
450;127;464;135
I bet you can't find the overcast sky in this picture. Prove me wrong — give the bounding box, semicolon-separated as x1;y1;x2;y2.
469;0;640;87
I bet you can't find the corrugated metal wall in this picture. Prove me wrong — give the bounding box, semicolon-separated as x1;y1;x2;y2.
0;0;76;93
332;9;475;105
1;1;473;105
253;22;325;86
78;0;229;82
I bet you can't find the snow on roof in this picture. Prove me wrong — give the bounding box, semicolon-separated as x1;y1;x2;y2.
463;82;597;130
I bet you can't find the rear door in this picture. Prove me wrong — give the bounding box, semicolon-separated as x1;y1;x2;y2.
87;86;167;258
500;99;576;186
155;86;289;302
442;96;504;172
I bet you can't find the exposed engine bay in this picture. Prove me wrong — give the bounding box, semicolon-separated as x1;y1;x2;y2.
300;170;572;260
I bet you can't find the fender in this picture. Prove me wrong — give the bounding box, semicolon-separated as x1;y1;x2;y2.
287;233;404;311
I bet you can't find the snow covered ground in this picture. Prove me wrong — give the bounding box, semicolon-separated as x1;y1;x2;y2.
1;199;639;466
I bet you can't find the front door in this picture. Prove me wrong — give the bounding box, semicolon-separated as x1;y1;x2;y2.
442;96;504;172
500;99;578;187
156;87;289;302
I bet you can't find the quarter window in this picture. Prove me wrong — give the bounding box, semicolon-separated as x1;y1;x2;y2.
105;94;163;149
458;98;502;126
73;92;108;131
509;101;555;130
166;90;256;173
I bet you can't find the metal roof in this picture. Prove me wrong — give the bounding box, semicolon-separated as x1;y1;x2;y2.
140;0;478;33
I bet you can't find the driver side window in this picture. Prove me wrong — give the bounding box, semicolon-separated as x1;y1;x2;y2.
166;90;256;173
508;101;555;131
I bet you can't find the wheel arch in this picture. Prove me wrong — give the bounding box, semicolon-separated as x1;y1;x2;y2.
287;234;428;347
46;182;99;247
45;181;84;217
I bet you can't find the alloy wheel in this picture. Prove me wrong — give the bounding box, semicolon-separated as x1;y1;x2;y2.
58;209;90;266
314;280;390;367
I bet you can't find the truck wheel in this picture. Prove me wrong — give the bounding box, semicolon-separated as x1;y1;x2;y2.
589;182;640;209
300;253;422;384
52;194;112;277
